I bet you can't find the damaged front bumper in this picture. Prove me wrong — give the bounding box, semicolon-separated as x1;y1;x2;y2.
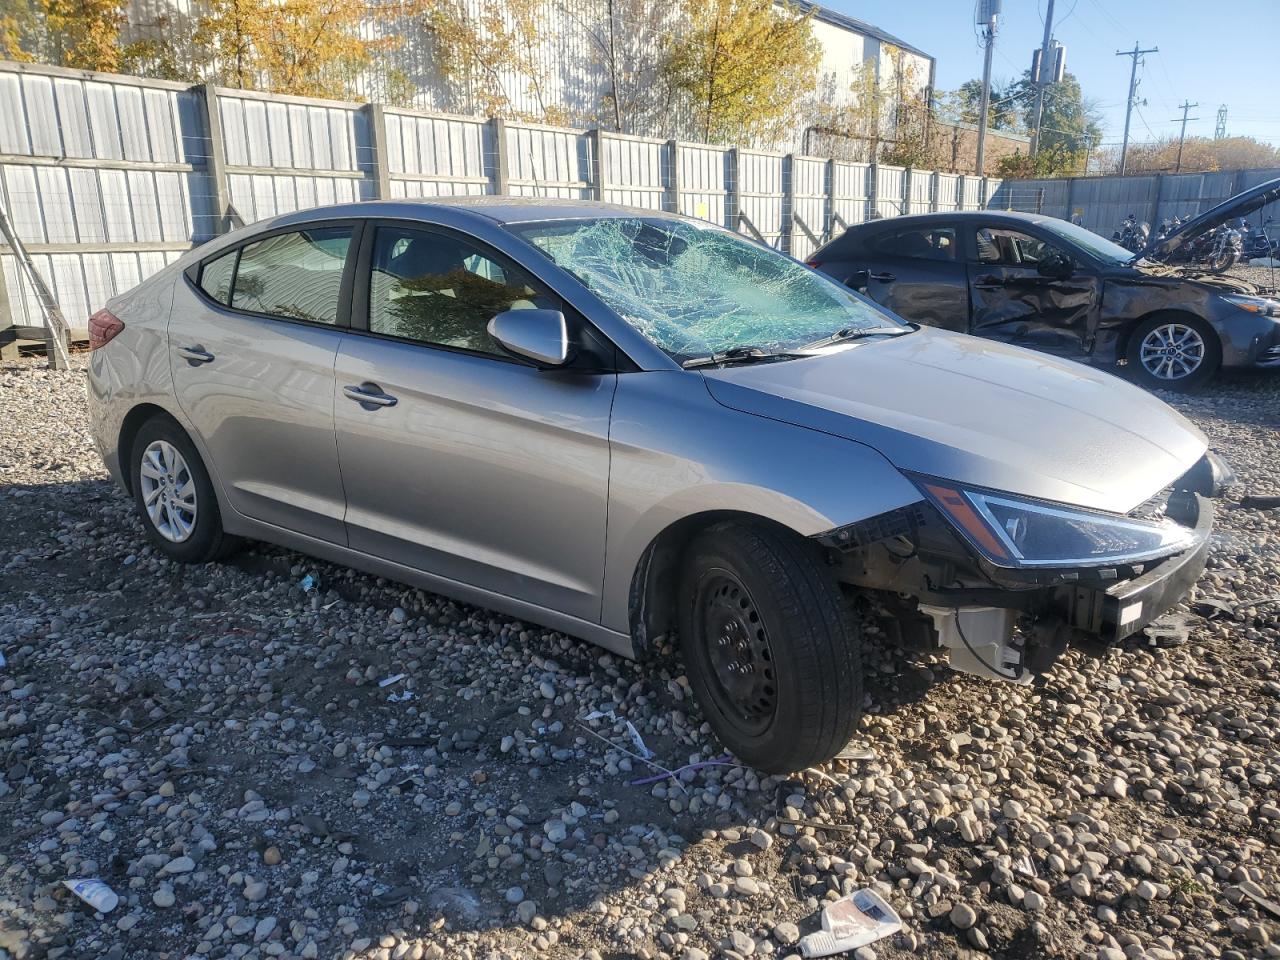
816;467;1219;683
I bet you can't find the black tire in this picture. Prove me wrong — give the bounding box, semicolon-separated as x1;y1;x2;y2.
678;521;862;773
1125;313;1221;392
129;415;238;563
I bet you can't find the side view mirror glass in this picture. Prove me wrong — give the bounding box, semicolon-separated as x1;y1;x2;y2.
487;308;571;367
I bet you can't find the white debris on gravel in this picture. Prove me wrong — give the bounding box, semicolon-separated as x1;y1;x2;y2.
1;355;1279;960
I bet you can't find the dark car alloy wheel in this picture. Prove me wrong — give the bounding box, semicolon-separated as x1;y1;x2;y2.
695;572;778;736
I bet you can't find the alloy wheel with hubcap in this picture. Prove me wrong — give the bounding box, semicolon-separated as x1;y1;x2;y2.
139;439;198;542
1138;322;1206;382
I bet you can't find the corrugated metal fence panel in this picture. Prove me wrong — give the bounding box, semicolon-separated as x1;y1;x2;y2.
601;134;666;211
505;123;593;199
935;173;959;212
383;111;492;198
677;144;730;227
875;165;906;217
790;156;828;261
1233;168;1280;236
907;170;933;215
0;68;213;329
831;162;871;227
960;176;984;211
736;151;784;248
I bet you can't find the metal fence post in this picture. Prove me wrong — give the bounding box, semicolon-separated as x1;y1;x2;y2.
868;162;878;219
1149;173;1164;229
782;153;795;255
824;157;836;242
195;84;231;235
365;103;392;200
491;117;510;195
667;140;681;214
902;167;912;216
1066;176;1078;223
0;258;16;360
728;147;740;232
930;172;939;212
589;129;604;201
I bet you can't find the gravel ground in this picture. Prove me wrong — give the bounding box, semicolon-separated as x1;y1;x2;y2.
1;355;1279;960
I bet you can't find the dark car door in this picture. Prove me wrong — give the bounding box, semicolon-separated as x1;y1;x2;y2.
965;224;1102;358
842;223;970;332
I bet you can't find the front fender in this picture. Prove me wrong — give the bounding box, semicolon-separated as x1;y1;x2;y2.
601;372;922;633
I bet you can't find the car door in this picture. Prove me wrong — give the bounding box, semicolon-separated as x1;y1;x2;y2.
333;220;617;622
169;223;355;544
847;223;970;332
965;224;1102;358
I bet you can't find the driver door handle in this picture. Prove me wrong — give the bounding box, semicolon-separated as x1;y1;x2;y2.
343;383;398;408
869;272;896;282
177;345;214;364
974;276;1005;289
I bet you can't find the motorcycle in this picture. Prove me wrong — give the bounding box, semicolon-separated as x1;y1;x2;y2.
1242;217;1280;262
1159;221;1242;273
1112;213;1150;253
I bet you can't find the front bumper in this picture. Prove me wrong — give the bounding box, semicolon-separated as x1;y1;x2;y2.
1054;493;1213;643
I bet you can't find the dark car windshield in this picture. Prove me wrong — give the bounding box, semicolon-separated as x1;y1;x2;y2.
1039;218;1137;265
507;216;907;361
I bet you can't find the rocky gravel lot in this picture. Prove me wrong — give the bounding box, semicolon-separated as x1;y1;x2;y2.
1;355;1279;960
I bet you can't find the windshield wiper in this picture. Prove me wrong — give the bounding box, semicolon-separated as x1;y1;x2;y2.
681;345;803;369
801;325;911;350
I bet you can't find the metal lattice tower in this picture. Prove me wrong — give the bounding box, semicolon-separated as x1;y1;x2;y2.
1214;105;1228;139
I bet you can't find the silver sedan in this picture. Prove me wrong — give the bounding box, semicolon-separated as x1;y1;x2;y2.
87;198;1226;772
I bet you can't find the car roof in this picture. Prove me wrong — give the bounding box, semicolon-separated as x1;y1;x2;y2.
850;210;1057;230
263;196;664;229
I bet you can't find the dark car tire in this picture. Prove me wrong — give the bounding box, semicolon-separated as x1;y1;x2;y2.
129;415;239;563
1126;313;1221;392
678;520;862;773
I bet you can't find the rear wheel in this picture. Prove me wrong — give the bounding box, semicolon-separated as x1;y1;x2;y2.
129;416;237;563
678;521;862;773
1126;314;1220;392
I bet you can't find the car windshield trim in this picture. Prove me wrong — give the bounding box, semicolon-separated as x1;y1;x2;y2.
506;216;910;362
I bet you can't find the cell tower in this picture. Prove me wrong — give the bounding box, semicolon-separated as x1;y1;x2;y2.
1215;105;1228;139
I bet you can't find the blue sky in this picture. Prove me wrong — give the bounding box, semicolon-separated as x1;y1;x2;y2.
827;0;1280;147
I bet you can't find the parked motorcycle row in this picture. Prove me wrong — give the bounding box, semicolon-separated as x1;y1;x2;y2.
1112;212;1278;273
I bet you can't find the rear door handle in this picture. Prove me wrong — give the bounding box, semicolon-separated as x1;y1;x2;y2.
974;276;1005;290
177;345;214;364
343;383;398;408
869;272;896;282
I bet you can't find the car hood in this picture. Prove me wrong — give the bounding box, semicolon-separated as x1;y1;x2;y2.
701;329;1207;514
1142;176;1280;260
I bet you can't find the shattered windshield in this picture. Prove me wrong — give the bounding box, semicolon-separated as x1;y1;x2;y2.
507;217;905;361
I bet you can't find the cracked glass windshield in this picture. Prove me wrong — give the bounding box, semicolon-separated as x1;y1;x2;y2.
508;217;907;361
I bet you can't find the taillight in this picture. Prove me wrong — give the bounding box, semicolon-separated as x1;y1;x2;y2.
88;309;125;350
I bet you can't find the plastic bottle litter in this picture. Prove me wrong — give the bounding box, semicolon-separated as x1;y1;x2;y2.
799;888;901;958
63;878;119;913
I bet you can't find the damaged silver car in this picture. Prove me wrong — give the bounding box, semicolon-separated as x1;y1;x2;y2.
86;199;1228;773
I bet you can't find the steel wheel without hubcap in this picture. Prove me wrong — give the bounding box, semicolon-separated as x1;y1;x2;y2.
696;573;778;737
1139;322;1206;382
138;439;198;542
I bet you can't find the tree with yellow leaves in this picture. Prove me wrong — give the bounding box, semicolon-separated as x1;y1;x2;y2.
662;0;819;146
195;0;381;98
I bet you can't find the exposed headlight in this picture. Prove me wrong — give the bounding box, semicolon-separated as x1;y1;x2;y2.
1222;294;1280;317
914;478;1198;568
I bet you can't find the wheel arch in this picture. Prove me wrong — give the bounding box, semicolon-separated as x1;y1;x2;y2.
626;510;819;659
117;403;182;495
1116;308;1219;365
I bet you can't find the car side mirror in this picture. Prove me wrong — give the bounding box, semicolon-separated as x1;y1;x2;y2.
487;308;571;367
1037;254;1073;280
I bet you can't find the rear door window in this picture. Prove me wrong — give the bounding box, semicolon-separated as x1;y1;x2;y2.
869;226;958;261
230;226;353;324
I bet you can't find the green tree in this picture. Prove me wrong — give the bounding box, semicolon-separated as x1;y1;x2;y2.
939;78;1022;131
662;0;820;146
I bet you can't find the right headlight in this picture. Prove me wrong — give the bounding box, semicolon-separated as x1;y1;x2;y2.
1222;294;1280;317
914;477;1198;568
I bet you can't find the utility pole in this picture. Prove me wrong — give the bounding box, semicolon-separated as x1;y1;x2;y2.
1172;100;1199;172
1030;0;1055;156
975;4;999;176
1116;42;1158;176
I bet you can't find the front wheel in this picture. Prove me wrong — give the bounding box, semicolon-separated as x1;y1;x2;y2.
678;521;863;773
1208;248;1237;273
1126;314;1221;392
